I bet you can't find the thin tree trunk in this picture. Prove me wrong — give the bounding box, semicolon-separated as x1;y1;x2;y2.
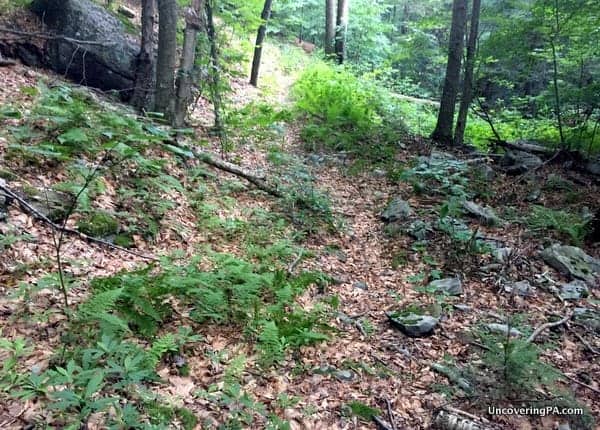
131;0;156;112
431;0;467;146
155;0;178;119
551;0;566;149
325;0;336;55
174;0;204;127
249;0;274;87
204;0;224;140
454;0;480;146
335;0;348;64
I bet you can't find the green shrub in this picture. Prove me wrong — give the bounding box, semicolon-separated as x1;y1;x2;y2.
525;205;588;245
292;62;404;156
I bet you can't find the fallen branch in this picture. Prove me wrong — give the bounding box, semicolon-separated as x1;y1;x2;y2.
433;409;492;430
526;312;572;344
492;139;554;155
566;323;600;355
166;141;282;197
0;27;117;47
0;182;158;261
562;372;600;394
373;415;395;430
384;398;398;430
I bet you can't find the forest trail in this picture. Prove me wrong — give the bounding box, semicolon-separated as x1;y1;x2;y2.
0;44;599;429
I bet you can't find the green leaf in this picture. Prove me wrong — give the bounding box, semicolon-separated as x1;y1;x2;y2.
84;370;105;399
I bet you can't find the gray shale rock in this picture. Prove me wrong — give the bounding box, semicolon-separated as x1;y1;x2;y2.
541;244;600;285
381;197;412;223
559;280;589;300
387;307;439;337
462;200;503;226
428;277;463;296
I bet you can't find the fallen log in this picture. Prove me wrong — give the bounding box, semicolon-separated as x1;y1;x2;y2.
489;138;554;155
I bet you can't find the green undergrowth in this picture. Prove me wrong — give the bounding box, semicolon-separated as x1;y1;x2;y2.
292;62;406;158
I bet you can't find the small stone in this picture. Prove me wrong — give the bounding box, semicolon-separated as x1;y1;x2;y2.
573;308;600;333
381;197;412;223
334;369;355;382
462;200;503;226
486;323;522;337
406;220;433;240
559;280;589;300
525;189;541;202
504;280;534;297
428;277;463;296
474;164;495;181
372;168;387;178
353;281;368;291
387;308;439;337
493;247;513;264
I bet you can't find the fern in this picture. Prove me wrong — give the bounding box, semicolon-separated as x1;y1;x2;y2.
257;321;286;368
148;334;178;368
76;288;128;333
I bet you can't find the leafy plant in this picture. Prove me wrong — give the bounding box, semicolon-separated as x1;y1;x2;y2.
525;205;589;245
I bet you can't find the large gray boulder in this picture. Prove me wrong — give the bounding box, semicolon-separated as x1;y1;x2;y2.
541;244;600;286
31;0;139;99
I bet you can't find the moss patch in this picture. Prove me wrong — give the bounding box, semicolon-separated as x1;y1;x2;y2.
77;211;119;237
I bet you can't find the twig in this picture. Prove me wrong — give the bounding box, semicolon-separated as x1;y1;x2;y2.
526;312;572;344
0;27;117;47
287;250;303;275
384;398;397;430
0;184;158;261
562;372;600;394
373;415;394;430
566;323;600;355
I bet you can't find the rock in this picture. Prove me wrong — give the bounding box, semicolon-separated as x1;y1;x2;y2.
500;150;543;175
503;280;534;297
387;307;439;337
353;281;368;291
486;323;522;337
559;280;589;300
573;308;600;333
0;192;7;222
540;244;600;285
118;5;136;18
585;160;600;176
525;189;541;202
462;200;503;226
26;188;74;223
492;247;513;264
428;277;462;296
406;220;433;240
381;197;412;223
76;210;119;237
474;164;495;181
453;304;472;312
333;369;355;382
372;168;387;178
31;0;140;99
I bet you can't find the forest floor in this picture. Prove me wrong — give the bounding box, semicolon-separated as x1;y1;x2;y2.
0;42;599;430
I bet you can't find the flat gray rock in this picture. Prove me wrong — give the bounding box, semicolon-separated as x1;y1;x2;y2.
573;308;600;333
462;200;503;226
486;323;522;337
388;309;439;337
428;277;463;295
559;280;589;300
381;197;412;223
504;280;534;297
500;150;543;175
541;244;600;285
493;247;513;264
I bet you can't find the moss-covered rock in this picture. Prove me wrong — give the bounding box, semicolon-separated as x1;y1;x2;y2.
77;211;119;237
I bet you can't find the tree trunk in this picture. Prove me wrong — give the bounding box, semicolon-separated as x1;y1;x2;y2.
249;0;273;87
155;0;178;119
204;0;224;136
335;0;348;64
454;0;480;146
325;0;335;55
174;0;204;127
131;0;156;112
431;0;467;146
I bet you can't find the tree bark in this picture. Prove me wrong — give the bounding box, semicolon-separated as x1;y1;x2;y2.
454;0;480;146
204;0;224;134
249;0;274;87
155;0;178;119
131;0;156;112
174;0;204;127
431;0;467;146
335;0;348;64
325;0;336;55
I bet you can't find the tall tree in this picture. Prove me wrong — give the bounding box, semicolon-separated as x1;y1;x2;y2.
431;0;467;145
249;0;274;87
325;0;336;55
131;0;156;112
454;0;481;146
174;0;204;127
155;0;178;118
335;0;348;64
